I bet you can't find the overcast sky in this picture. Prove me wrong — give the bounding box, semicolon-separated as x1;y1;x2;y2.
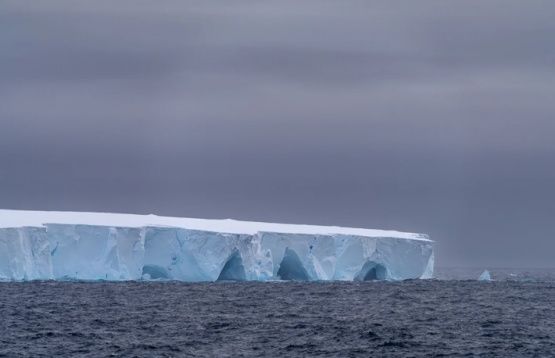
1;1;554;268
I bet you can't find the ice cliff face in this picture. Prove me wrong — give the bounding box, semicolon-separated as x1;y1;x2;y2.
0;227;52;280
0;210;434;281
45;225;144;280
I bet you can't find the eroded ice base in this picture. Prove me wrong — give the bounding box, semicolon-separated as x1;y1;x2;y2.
0;210;434;282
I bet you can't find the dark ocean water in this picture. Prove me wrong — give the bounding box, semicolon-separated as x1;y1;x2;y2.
1;269;554;357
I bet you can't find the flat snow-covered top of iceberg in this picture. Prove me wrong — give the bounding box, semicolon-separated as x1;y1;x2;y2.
0;209;430;241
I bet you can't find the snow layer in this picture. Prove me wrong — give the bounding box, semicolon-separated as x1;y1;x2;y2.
0;210;434;281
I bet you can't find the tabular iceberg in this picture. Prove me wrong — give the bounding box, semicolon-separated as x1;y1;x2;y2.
0;209;434;282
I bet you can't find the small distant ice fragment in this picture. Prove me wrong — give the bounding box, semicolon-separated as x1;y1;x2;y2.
478;270;491;281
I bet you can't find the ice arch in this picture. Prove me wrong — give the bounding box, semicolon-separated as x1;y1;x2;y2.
142;265;170;280
277;248;310;281
217;251;247;281
355;261;387;281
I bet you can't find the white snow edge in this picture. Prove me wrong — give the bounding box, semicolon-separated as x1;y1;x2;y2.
0;209;431;241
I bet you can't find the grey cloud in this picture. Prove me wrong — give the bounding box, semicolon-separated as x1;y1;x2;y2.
1;1;555;268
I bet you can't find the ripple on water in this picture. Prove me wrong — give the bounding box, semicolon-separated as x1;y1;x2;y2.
0;269;554;357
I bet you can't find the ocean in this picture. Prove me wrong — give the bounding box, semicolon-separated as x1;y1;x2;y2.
1;268;554;357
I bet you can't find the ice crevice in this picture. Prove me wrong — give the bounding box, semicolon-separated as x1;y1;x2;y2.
217;250;247;281
277;248;310;281
355;261;388;281
142;265;170;280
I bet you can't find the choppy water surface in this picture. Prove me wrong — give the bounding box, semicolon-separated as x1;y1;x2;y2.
1;269;554;357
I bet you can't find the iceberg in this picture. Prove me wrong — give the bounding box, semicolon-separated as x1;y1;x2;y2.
0;209;434;282
478;270;491;281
